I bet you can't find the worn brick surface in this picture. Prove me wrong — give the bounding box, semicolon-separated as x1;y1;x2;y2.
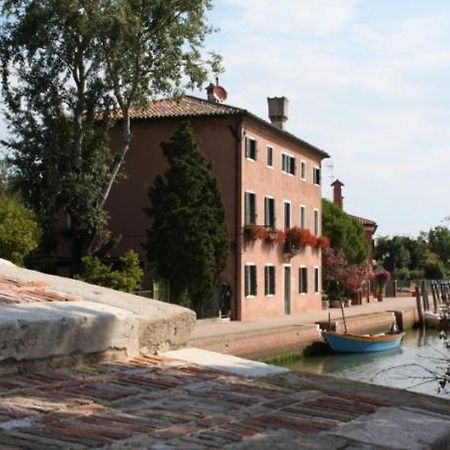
0;277;78;304
0;355;448;449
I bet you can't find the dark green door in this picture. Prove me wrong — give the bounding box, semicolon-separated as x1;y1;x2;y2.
284;266;291;315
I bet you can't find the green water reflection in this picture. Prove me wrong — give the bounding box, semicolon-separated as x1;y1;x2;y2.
276;329;449;398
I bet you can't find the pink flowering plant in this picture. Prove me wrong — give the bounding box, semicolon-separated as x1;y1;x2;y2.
323;248;370;300
373;268;390;301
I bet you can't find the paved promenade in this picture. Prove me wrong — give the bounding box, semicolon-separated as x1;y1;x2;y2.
190;297;418;357
0;350;449;449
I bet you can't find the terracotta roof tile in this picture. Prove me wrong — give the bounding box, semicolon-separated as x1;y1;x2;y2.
126;95;245;120
110;95;329;159
349;214;377;227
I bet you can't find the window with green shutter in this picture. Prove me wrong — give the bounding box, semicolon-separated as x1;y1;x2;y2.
245;137;257;160
313;209;319;236
245;192;256;224
245;264;257;296
264;197;275;228
300;161;306;180
266;146;273;167
314;267;320;293
265;265;275;295
282;153;296;175
313;167;321;185
284;201;291;229
299;267;308;293
300;205;306;228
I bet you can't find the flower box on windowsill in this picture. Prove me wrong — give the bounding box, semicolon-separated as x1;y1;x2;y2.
243;224;266;242
262;227;283;245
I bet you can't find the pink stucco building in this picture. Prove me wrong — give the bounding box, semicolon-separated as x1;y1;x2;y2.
107;91;329;320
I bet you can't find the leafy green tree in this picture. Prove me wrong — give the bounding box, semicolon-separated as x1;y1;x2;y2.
145;122;228;316
375;235;411;272
0;0;220;271
1;0;114;266
0;188;41;265
322;199;369;264
404;235;428;272
90;0;222;210
428;226;450;270
375;229;450;281
76;250;143;293
423;260;446;280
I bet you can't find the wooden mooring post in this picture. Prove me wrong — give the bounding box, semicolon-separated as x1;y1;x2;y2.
415;285;424;325
420;280;430;312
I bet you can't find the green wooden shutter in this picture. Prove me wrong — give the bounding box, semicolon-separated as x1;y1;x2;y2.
251;266;257;295
264;266;269;295
245;265;250;296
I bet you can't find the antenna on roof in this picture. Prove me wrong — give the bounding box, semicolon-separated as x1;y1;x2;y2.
206;78;227;103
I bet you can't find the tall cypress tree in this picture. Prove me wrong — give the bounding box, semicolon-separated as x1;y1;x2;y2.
145;122;228;316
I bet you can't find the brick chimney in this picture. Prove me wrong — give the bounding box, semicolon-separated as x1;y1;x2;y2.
331;179;344;210
207;78;227;103
267;97;288;130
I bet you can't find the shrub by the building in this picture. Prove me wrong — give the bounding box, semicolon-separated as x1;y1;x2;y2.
76;250;143;293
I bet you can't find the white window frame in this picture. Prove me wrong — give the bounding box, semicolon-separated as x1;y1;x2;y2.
266;145;274;168
313;166;321;186
264;195;275;229
313;208;320;236
300;160;307;181
300;204;306;229
245;136;257;161
244;190;256;225
314;266;320;294
283;200;292;230
281;152;296;176
245;263;257;297
283;263;292;301
264;264;275;297
299;265;308;295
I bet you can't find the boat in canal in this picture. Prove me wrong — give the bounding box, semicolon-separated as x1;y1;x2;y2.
322;330;405;353
321;299;404;353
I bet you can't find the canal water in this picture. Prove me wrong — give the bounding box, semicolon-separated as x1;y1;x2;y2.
271;329;449;398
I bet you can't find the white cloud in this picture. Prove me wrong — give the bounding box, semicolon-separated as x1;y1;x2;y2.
222;0;358;35
208;0;450;235
1;0;449;236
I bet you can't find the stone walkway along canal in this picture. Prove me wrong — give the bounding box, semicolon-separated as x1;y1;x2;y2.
0;350;449;449
0;261;448;449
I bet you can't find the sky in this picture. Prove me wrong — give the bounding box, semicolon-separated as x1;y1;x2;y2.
0;0;449;237
200;0;450;237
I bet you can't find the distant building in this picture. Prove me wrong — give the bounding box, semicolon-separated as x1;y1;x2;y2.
330;179;377;262
107;88;329;320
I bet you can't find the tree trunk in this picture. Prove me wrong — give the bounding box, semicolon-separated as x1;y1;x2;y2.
85;110;131;256
99;110;131;211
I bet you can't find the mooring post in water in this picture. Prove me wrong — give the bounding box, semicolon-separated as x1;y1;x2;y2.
420;280;429;312
431;280;439;313
415;285;424;324
339;299;348;333
388;310;404;332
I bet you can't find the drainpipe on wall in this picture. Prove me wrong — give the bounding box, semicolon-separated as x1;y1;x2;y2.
229;117;243;320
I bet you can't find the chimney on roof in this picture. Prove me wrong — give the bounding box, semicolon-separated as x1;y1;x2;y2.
331;179;344;210
267;96;288;130
206;77;227;103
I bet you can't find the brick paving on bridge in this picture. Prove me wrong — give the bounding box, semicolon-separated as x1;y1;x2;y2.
0;277;79;305
0;354;449;449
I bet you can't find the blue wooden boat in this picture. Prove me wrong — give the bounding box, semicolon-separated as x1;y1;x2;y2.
322;331;405;353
